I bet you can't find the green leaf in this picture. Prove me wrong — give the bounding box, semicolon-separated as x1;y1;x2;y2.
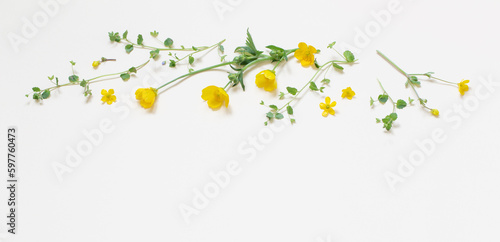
370;97;375;106
408;97;414;104
396;99;407;109
378;94;388;104
286;87;298;95
314;59;320;68
343;50;355;62
128;67;137;73
70;60;76;66
108;32;121;42
41;90;50;99
409;76;420;85
120;73;130;81
164;38;173;47
319;87;325;93
68;75;79;83
243;29;261;56
321;79;330;84
33;93;41;100
327;41;336;48
169;60;176;68
137;34;143;45
189;56;195;65
150;49;160;59
79;80;87;87
275;113;284;120
266;112;274;119
376;118;381;123
389;112;398;120
279;92;285;100
32;87;41;92
287;106;293;115
290;119;296;124
309;82;319;91
125;44;134;53
332;62;344;70
48;75;54;80
219;44;224;53
269;105;278;110
122;30;128;39
150;30;159;37
55;77;59;85
260;100;264;105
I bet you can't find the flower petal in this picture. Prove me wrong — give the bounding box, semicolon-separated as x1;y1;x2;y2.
325;97;331;104
322;110;329;117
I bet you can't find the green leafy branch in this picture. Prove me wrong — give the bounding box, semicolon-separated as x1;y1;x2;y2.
371;79;412;131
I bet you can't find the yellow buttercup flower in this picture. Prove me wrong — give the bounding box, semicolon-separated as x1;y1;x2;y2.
255;70;277;91
101;89;116;105
135;87;157;109
341;87;356;100
201;85;229;109
294;42;317;67
319;96;336;117
458;79;469;95
92;61;100;68
431;109;439;116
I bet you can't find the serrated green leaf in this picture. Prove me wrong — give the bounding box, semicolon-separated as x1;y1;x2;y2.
286;87;298;95
32;87;41;92
164;38;173;47
150;30;159;37
343;50;355;62
169;60;176;67
125;44;134;53
79;80;87;87
309;82;319;91
150;49;160;59
275;113;284;119
287;106;293;115
396;99;407;109
266;112;274;119
189;56;194;65
33;93;41;100
137;34;143;45
378;94;388;104
120;73;130;81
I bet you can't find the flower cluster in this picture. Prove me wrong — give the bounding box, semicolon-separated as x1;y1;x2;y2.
26;30;470;132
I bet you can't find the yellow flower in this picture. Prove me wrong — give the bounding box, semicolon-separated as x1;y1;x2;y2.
294;42;317;67
341;87;356;100
458;79;469;95
92;61;100;68
201;85;229;109
101;89;116;105
431;109;439;116
319;97;336;117
255;70;277;91
135;87;157;109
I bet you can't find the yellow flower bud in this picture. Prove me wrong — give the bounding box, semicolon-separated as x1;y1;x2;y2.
92;61;100;68
431;109;439;116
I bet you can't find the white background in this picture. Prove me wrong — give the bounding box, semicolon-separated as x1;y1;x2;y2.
1;0;500;241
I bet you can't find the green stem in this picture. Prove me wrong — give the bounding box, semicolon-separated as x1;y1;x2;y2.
175;39;226;64
431;76;457;84
156;61;237;90
271;59;283;72
376;50;409;78
123;38;218;51
277;61;333;112
377;79;396;113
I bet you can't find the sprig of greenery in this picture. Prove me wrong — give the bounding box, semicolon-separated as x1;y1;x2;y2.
371;79;410;131
265;45;356;124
